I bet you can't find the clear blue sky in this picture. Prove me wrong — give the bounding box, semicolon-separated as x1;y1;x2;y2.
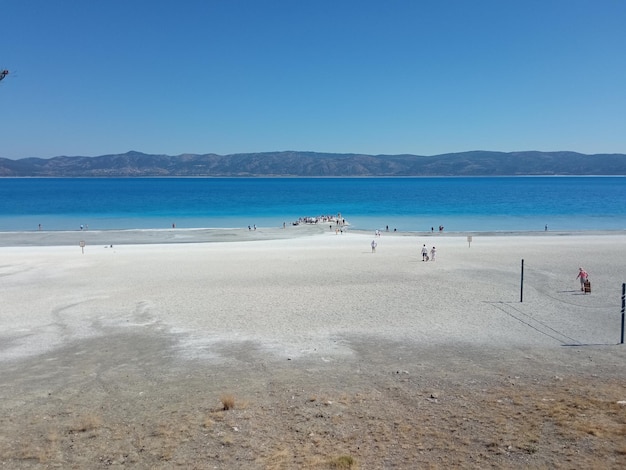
2;0;625;159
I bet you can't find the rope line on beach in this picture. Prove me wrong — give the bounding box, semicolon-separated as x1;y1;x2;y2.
523;263;616;310
501;301;583;345
488;301;582;345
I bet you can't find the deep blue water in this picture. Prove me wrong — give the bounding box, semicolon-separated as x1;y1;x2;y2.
1;177;625;232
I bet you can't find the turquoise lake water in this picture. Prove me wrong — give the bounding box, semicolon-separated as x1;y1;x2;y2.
1;177;625;232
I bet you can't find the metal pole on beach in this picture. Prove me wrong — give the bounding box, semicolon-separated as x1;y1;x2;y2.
519;260;524;302
620;283;626;344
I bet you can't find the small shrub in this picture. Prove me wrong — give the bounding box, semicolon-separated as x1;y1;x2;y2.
70;414;102;433
220;394;235;411
330;455;357;469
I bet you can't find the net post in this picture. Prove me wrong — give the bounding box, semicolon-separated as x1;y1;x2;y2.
519;259;524;302
620;282;626;344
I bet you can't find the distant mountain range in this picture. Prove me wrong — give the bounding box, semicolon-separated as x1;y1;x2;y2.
1;150;625;177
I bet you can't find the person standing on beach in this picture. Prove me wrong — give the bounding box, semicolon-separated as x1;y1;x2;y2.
576;267;588;292
421;244;428;261
430;246;437;261
371;239;377;253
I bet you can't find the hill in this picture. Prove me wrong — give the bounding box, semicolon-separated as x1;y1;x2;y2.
1;150;625;176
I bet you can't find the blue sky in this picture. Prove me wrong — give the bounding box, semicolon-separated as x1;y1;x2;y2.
2;0;625;159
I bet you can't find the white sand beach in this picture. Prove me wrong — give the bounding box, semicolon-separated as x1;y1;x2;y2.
1;230;625;468
2;229;625;360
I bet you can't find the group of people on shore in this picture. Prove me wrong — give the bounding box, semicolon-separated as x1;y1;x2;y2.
294;214;345;226
421;244;436;261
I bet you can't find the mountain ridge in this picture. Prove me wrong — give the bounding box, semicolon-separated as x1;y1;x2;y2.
1;150;624;176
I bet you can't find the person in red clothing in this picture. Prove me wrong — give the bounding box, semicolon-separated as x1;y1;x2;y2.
576;267;588;292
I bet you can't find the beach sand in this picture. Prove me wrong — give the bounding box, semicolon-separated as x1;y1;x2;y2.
1;229;625;468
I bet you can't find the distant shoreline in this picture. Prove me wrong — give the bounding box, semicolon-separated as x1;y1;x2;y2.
2;150;626;176
1;175;625;178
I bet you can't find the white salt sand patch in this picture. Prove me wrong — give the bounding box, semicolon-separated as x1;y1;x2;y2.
0;223;326;247
1;233;625;363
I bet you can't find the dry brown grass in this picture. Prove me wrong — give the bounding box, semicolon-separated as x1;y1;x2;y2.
329;455;357;468
220;393;236;410
2;352;626;468
69;414;102;433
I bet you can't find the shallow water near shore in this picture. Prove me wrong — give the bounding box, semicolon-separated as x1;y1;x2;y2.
2;176;625;232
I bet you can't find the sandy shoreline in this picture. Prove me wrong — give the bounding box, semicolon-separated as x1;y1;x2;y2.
0;224;328;247
2;231;625;467
1;225;625;247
